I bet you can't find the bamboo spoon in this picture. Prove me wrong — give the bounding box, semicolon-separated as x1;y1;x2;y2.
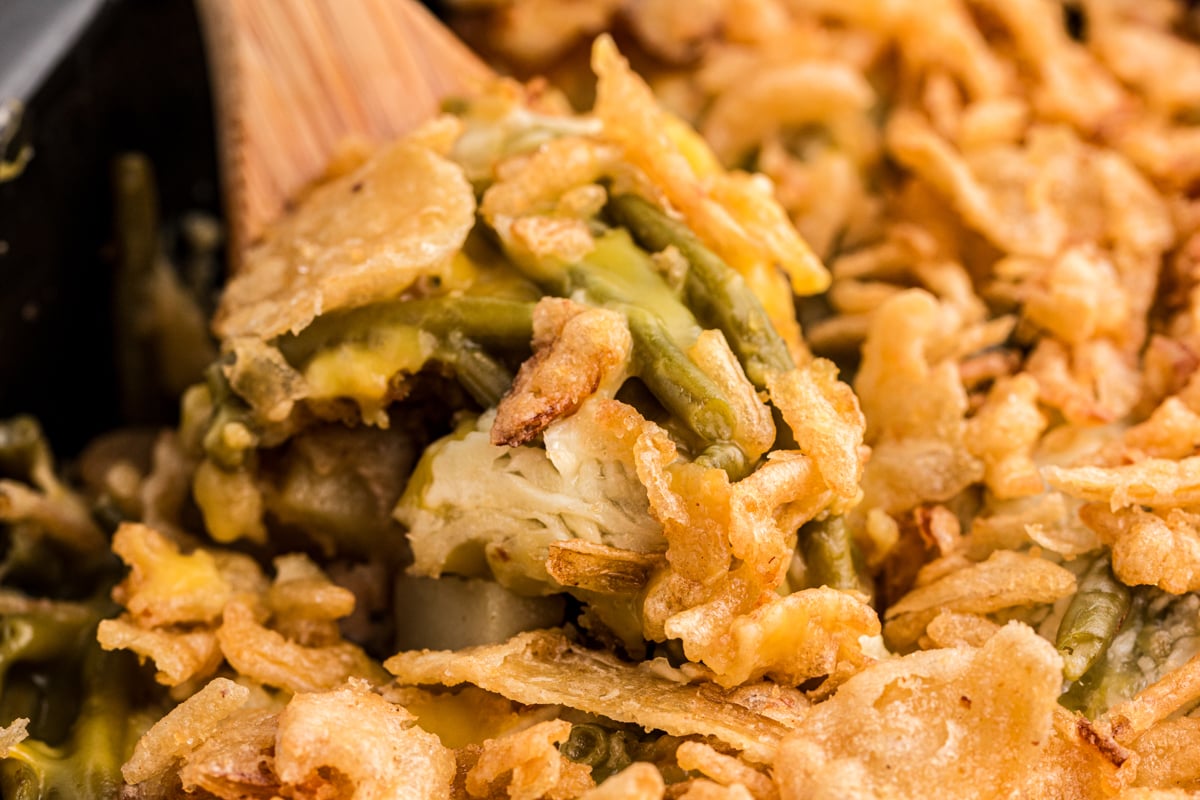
195;0;492;260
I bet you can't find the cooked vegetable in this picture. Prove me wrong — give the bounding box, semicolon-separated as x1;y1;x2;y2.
1055;552;1131;682
607;193;793;389
799;515;865;595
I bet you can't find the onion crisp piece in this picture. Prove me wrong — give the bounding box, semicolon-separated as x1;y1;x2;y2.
384;629;795;763
1079;505;1200;594
1129;717;1200;790
97;617;222;687
883;550;1076;650
580;763;665;800
1044;456;1200;510
275;679;455;800
465;719;594;800
675;741;777;800
766;359;867;504
123;677;251;785
492;298;632;447
178;708;280;799
773;623;1062;799
216;601;388;693
214;137;475;340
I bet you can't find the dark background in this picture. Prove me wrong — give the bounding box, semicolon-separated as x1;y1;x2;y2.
0;0;220;454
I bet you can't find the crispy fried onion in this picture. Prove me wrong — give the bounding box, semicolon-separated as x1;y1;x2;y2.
1099;650;1200;749
492;297;632;447
384;629;799;763
124;678;455;799
1127;716;1200;790
215;136;476;340
883;550;1077;650
98;522;384;691
481;135;620;274
1078;505;1200;594
632;415;874;687
853;290;983;517
591;34;827;356
1044;456;1200;511
123;677;253;785
964;373;1047;500
466;720;594;800
773;623;1062;800
675;741;777;800
275;680;455;800
0;718;28;755
765;358;866;506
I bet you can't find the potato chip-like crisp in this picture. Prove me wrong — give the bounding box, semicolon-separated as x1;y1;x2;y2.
1044;457;1200;510
466;720;594;800
274;680;455;800
216;601;388;693
385;630;795;762
883;550;1076;650
579;763;664;800
773;623;1062;799
214;137;476;340
123;678;251;785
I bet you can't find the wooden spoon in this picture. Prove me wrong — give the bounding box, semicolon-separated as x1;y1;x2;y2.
195;0;491;260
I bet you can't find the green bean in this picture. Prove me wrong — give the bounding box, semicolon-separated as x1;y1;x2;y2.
277;296;535;366
1055;553;1131;682
200;364;260;470
565;253;752;477
800;516;865;594
486;222;754;476
623;307;736;446
435;331;516;409
694;442;750;480
607;194;793;389
560;724;610;768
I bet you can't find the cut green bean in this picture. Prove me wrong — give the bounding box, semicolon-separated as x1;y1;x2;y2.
607;193;793;389
1059;586;1150;718
278;296;535;366
623;307;736;446
560;724;610;768
800;516;864;594
436;331;516;409
1055;553;1131;682
566;253;750;477
201;364;260;470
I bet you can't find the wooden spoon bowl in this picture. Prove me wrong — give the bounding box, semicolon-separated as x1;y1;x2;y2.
196;0;491;260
